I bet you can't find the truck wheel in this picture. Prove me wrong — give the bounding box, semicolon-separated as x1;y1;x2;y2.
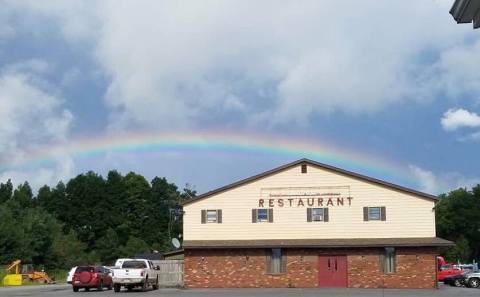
141;279;148;292
73;287;79;292
127;285;133;291
152;277;159;290
468;278;480;288
454;279;462;287
97;281;103;291
85;287;90;292
114;284;121;292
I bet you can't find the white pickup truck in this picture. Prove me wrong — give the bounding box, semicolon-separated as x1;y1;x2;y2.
111;259;160;292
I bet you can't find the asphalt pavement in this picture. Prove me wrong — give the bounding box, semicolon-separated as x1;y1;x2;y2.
0;284;479;297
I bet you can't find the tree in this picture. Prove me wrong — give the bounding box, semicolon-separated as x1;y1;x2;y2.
95;228;120;265
64;172;107;249
105;171;127;229
123;172;151;239
147;177;180;249
0;169;194;269
12;182;33;208
0;179;13;204
0;203;23;263
119;236;150;257
436;187;480;262
48;229;91;268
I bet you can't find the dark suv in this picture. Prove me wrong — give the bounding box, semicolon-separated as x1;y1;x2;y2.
72;266;113;292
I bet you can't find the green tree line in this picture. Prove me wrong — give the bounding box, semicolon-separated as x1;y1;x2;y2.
0;171;478;269
436;185;480;263
0;170;194;269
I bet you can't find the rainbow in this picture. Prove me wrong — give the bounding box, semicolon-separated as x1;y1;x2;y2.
0;130;419;189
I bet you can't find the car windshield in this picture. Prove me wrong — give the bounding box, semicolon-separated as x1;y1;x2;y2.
122;261;147;269
75;266;94;273
441;265;452;271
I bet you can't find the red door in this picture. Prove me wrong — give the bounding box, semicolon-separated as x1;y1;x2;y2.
318;255;347;287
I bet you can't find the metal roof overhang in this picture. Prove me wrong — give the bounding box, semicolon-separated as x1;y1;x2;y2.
450;0;480;29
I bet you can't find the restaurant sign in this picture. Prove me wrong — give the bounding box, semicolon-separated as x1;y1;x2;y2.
259;186;352;208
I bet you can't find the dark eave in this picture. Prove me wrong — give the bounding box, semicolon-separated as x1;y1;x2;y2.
183;237;454;249
450;0;480;29
162;249;184;257
181;158;438;206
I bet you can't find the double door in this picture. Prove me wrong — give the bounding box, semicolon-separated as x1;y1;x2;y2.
318;255;347;287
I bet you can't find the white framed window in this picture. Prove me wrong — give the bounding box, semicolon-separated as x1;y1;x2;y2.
307;208;329;222
252;208;273;223
312;208;324;221
201;209;222;224
257;209;269;222
383;247;396;273
368;207;381;220
364;206;386;221
206;210;218;223
266;248;285;274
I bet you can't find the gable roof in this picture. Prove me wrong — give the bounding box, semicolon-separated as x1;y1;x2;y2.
181;158;438;206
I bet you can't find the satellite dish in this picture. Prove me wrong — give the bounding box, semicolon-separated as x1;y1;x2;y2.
171;238;181;249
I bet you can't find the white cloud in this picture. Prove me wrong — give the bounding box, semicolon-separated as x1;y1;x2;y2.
409;165;439;194
11;0;478;129
441;108;480;131
429;40;480;102
0;63;75;189
409;165;479;194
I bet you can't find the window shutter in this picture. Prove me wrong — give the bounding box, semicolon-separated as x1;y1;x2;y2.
307;208;312;222
217;209;222;223
252;209;257;223
381;207;386;221
379;252;385;274
363;207;369;221
265;249;272;273
323;208;329;222
268;208;274;223
201;210;206;224
281;250;287;273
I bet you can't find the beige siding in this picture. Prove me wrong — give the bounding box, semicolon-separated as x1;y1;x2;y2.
183;165;436;241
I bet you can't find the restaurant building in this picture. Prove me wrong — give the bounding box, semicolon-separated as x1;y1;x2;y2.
181;159;453;289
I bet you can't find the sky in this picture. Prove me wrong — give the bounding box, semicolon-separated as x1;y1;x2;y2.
0;0;479;195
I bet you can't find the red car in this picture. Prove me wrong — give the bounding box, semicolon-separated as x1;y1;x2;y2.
437;256;463;281
72;266;113;292
438;264;464;281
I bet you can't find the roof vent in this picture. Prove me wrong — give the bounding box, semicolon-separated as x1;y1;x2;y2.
301;164;307;174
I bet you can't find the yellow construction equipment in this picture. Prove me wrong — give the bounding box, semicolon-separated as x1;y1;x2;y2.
3;260;22;286
6;260;21;274
2;260;55;286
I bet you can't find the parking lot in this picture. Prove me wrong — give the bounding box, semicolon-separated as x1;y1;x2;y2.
0;284;479;297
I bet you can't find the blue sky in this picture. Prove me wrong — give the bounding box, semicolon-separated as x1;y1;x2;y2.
0;0;479;195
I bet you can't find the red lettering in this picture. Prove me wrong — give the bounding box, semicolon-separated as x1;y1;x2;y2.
347;197;353;206
259;199;264;207
327;198;334;206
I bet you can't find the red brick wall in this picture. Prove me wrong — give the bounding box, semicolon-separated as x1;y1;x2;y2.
184;247;437;289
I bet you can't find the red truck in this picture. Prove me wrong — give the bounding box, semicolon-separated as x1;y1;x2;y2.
437;256;464;281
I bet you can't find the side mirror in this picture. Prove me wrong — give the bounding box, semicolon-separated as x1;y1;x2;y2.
155;265;160;270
